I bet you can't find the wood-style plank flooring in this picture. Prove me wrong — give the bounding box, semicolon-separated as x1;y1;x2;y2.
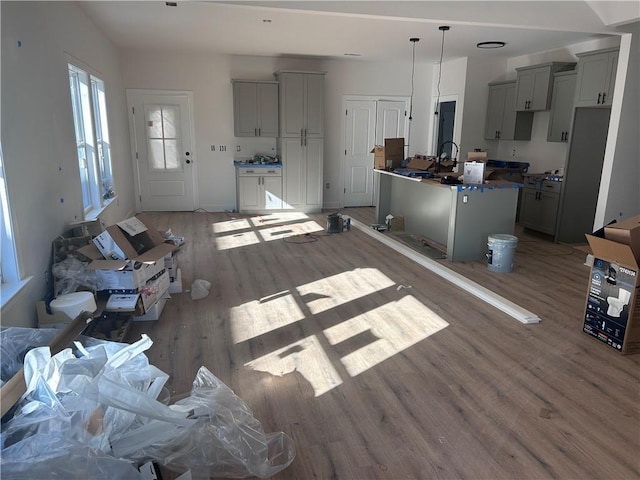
127;209;639;480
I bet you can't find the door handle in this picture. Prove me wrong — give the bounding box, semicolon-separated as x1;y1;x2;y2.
601;92;606;104
258;128;261;136
597;93;602;104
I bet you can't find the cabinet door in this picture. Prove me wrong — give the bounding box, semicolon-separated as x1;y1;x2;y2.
485;84;506;140
281;138;304;209
518;188;541;229
257;83;279;137
529;66;553;111
574;52;610;107
515;70;535;111
305;138;324;210
279;73;305;137
538;192;560;234
238;176;260;210
547;73;576;142
602;51;618;106
263;175;283;209
233;82;258;137
500;84;518;140
305;74;324;138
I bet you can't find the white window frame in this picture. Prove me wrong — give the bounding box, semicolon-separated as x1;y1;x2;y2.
68;61;115;218
0;141;31;310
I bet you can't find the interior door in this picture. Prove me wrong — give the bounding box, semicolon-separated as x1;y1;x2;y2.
375;100;407;146
127;90;196;211
344;100;376;207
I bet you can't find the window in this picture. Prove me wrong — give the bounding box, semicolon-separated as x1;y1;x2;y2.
68;64;115;216
0;141;28;309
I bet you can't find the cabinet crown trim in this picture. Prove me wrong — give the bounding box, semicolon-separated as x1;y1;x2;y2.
554;70;577;77
232;79;279;84
515;61;576;72
488;80;516;86
575;47;620;58
274;70;326;76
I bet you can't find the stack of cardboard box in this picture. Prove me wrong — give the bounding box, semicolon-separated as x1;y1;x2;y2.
78;215;178;321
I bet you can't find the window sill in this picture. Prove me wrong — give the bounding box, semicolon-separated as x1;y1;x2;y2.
85;195;118;221
0;276;33;312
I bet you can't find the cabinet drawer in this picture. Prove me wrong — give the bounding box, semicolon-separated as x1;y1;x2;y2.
540;180;562;194
237;167;282;177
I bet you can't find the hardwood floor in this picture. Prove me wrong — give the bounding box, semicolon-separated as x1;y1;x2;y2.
127;209;639;480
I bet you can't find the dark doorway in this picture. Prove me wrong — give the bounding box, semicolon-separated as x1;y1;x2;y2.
436;101;456;157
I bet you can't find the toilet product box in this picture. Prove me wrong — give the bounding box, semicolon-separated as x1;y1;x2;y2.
584;222;640;354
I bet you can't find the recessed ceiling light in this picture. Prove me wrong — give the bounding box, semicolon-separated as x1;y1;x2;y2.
477;41;506;49
262;19;272;23
165;2;177;6
344;53;362;56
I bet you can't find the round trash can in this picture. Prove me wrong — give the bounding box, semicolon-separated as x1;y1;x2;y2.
487;234;518;273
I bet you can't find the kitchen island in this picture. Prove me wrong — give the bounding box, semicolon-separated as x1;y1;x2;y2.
374;169;521;262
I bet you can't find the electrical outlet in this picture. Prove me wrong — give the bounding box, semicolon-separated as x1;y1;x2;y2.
236;145;241;152
325;182;330;189
512;149;516;157
463;194;469;204
220;145;227;152
210;145;215;151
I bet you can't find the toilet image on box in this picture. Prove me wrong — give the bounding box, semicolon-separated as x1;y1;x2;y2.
607;288;631;317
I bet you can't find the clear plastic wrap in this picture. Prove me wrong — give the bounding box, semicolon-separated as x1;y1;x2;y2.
51;256;103;296
1;329;295;479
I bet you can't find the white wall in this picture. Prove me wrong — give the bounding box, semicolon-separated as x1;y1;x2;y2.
1;2;132;327
120;53;432;211
597;22;640;224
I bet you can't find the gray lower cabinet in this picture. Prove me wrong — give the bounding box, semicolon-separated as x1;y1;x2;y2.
519;178;561;235
236;167;283;213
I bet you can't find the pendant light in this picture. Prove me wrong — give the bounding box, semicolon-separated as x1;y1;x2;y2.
434;26;450;117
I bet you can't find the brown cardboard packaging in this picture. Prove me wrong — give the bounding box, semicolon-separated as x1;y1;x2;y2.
372;138;404;170
584;223;640;354
604;215;640;262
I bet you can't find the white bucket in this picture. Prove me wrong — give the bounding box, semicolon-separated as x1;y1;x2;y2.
487;234;518;273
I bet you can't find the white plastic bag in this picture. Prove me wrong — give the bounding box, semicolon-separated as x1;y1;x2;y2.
190;279;211;300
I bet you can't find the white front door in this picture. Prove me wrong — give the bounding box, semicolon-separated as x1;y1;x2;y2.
127;90;196;211
344;100;376;207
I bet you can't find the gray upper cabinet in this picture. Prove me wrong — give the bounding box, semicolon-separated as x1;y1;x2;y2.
232;81;279;137
574;48;619;107
547;71;577;143
276;71;324;138
485;81;533;141
515;62;576;111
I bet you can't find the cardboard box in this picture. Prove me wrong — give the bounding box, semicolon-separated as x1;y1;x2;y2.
133;297;168;322
372;138;404;170
385;215;405;232
467;151;488;162
406;157;436;171
104;270;171;316
584;225;640;354
78;215;177;291
604;215;640;262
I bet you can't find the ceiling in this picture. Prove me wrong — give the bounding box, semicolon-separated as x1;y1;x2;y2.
78;1;634;64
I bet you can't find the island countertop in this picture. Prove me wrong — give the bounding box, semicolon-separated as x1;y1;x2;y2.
374;169;520;262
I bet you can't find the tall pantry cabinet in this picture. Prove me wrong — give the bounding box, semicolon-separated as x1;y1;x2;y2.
276;71;325;213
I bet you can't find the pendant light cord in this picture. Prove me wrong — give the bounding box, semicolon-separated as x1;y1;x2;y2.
408;38;419;154
435;26;448;116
